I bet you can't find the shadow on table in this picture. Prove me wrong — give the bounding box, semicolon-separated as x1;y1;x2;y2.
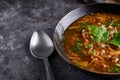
77;0;104;3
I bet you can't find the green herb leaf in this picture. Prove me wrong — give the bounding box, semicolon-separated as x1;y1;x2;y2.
102;31;109;42
115;63;120;67
108;67;120;73
88;25;101;36
71;41;83;55
88;25;109;42
109;32;120;47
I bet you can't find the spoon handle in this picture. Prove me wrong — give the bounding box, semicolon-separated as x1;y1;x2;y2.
43;58;54;80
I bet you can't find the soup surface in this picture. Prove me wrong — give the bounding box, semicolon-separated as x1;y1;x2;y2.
62;13;120;73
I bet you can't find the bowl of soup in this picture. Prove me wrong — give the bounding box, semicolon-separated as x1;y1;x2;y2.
53;3;120;75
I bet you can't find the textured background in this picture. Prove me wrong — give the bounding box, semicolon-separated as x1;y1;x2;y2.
0;0;120;80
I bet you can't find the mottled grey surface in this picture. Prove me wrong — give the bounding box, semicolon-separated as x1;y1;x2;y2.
0;0;119;80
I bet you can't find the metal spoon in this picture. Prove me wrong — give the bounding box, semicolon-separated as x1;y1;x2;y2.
30;31;54;80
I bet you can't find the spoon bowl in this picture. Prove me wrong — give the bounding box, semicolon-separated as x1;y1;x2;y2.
30;30;54;80
30;31;54;58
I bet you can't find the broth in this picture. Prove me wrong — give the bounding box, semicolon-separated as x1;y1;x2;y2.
62;13;120;73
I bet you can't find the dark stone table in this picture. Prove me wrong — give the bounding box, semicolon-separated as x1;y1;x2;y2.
0;0;120;80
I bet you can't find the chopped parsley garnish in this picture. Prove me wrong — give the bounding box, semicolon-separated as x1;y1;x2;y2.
71;41;83;56
71;41;82;52
88;25;109;42
87;24;120;47
115;63;120;67
80;23;120;47
109;32;120;47
108;67;120;73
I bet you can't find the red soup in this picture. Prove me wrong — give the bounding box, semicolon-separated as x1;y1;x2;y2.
62;13;120;73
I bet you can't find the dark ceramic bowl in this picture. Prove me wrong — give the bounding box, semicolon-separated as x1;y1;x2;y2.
53;3;120;75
